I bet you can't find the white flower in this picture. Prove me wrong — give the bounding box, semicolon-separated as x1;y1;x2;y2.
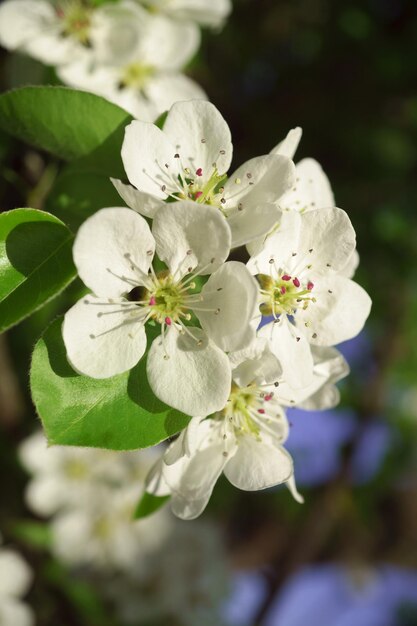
0;0;95;66
247;208;372;388
51;483;169;570
114;99;296;247
136;0;232;29
106;521;229;626
0;539;34;626
19;431;154;517
250;126;359;278
146;345;302;520
57;2;205;121
63;203;258;416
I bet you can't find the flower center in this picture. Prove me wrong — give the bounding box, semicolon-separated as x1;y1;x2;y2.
56;1;92;44
257;272;315;317
174;164;227;207
143;270;195;325
119;63;155;90
217;382;278;440
64;459;89;479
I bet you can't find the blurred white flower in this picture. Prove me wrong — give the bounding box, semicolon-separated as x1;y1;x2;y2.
58;1;205;121
0;538;34;626
105;521;230;625
137;0;232;29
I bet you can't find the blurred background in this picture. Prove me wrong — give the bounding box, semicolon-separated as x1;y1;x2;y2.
1;0;417;624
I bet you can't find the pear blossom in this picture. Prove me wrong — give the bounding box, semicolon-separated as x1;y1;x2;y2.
19;431;154;517
0;0;98;66
248;126;359;277
58;2;205;121
137;0;232;29
113;99;296;247
146;343;303;520
0;538;34;626
62;202;258;416
247;208;372;388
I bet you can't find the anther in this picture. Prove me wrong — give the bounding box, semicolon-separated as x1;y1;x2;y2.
258;409;265;414
210;257;215;263
214;308;221;315
197;340;203;346
238;203;243;211
307;281;314;290
222;451;228;457
296;337;301;342
309;248;313;253
196;168;203;177
220;198;226;204
264;393;273;401
149;296;156;306
174;153;180;158
293;277;300;288
246;172;252;179
161;185;166;192
280;286;286;294
326;263;331;267
201;138;206;143
274;382;280;387
164;163;169;168
219;149;226;155
235;178;241;184
89;334;95;339
312;333;318;339
269;258;274;264
195;191;203;199
282;274;291;281
328;289;333;294
217;287;223;291
165;317;172;326
292;252;297;257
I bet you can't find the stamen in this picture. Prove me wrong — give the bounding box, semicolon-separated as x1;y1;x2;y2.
196;168;203;177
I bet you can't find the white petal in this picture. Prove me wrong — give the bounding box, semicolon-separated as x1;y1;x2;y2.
137;13;200;70
258;318;314;389
277;345;349;409
0;0;53;50
0;600;34;626
271;127;302;159
149;0;232;28
57;61;120;97
25;476;65;516
145;458;172;497
246;210;302;273
224;154;295;211
339;249;360;279
295;208;356;276
230;338;282;387
144;74;207;116
0;549;32;597
286;475;304;503
280;158;334;212
297;274;372;346
73;207;155;297
111;178;165;218
63;297;147;378
146;326;231;416
121;120;180;197
198;261;258;352
227;203;282;248
152;201;231;276
224;436;293;491
163;100;233;176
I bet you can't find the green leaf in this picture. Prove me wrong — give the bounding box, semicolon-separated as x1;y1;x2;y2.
12;521;52;549
0;209;76;333
45;168;124;231
134;492;170;520
30;318;191;450
0;86;133;177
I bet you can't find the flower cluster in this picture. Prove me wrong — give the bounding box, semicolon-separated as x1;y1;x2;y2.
19;431;230;625
0;0;230;119
61;99;372;519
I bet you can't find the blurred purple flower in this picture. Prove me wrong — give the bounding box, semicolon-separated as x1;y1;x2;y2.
337;331;376;377
222;572;267;626
286;409;394;487
263;564;417;626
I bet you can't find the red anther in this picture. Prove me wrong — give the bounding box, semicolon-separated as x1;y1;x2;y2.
281;274;291;281
293;277;300;288
264;393;273;401
196;168;203;177
258;408;265;414
307;281;314;290
195;191;203;199
280;286;286;294
165;317;172;326
149;296;156;306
